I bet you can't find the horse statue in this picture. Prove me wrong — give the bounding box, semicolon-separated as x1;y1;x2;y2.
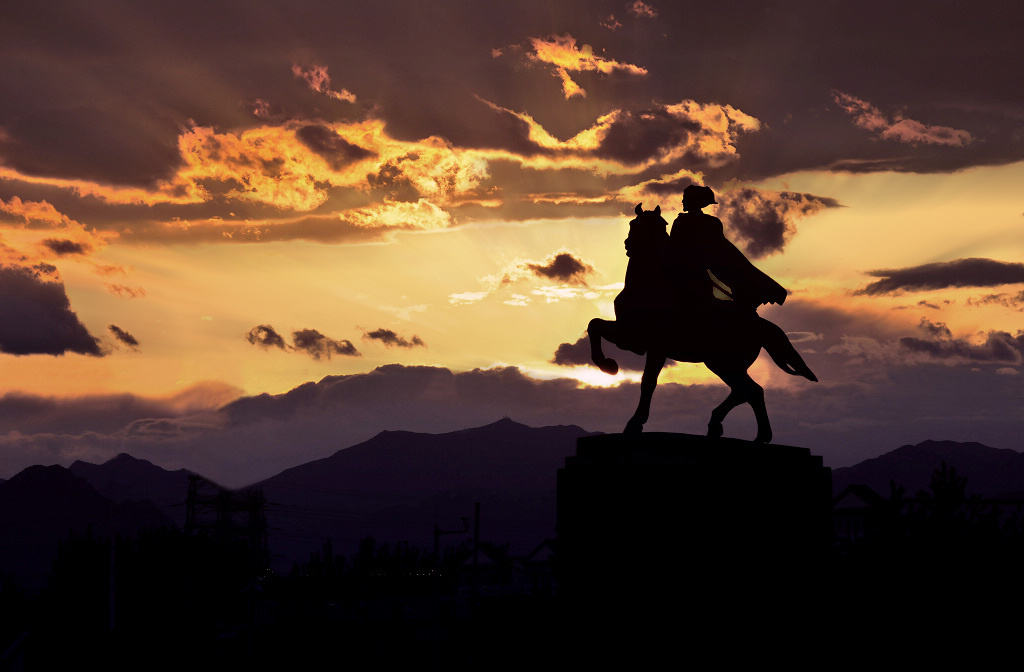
587;203;817;442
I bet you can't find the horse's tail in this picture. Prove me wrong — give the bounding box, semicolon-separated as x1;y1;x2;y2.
758;318;818;382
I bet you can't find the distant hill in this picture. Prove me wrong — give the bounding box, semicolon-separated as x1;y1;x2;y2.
832;440;1024;498
0;465;173;586
70;453;195;527
256;418;596;567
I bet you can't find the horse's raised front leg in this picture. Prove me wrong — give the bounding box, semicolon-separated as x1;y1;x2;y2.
624;353;666;434
587;318;619;375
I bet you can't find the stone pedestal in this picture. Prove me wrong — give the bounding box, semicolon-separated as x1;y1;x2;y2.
556;433;832;608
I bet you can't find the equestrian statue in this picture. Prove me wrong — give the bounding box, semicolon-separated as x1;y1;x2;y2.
587;185;817;442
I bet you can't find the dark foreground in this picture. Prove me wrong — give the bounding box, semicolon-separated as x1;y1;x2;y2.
6;433;1024;668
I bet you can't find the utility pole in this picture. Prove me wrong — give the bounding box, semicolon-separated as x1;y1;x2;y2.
183;474;269;659
431;512;470;672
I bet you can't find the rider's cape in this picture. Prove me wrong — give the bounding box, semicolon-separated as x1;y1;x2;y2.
669;212;787;309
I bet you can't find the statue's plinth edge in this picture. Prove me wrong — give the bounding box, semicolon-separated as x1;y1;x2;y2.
572;431;819;466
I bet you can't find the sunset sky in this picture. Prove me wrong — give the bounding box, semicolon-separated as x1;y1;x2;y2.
2;0;1023;486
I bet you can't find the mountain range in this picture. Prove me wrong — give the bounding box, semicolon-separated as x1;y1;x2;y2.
3;420;1024;584
830;439;1024;498
0;464;172;586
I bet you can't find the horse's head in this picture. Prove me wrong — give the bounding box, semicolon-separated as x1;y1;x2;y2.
625;203;669;258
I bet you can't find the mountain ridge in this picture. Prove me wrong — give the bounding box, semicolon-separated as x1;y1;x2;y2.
6;422;1024;578
831;438;1024;498
0;464;173;586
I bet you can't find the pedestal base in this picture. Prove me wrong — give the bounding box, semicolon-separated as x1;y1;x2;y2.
556;432;832;606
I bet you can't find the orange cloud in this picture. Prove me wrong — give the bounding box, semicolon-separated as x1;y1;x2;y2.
0;196;70;227
177;124;340;211
0;196;112;268
175;120;490;214
833;91;972;146
0;97;758;246
345;199;455;231
291;63;357;103
664;101;760;161
106;284;147;298
616;168;705;204
524;34;647;98
480;98;760;172
627;1;658;18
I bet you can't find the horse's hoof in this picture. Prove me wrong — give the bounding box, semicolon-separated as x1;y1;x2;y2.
596;358;619;375
754;432;773;444
707;421;723;439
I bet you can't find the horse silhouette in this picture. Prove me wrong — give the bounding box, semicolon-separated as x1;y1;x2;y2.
587;204;817;442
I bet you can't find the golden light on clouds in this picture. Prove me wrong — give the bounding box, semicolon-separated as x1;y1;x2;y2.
664;101;761;163
523;34;647;98
1;0;1023;484
291;63;357;103
346;199;454;231
0;196;113;269
0;167;206;206
832;91;972;147
178;124;341;211
479;98;761;175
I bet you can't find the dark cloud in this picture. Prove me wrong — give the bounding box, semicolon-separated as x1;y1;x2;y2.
527;252;594;284
640;174;699;197
716;188;841;258
594;107;703;165
856;258;1024;295
0;107;183;187
246;324;287;350
363;328;425;348
0;389;215;437
0;264;102;356
247;324;361;359
5;362;1023;492
106;284;146;298
42;238;90;256
108;324;139;349
966;291;1024;311
899;319;1024;364
291;328;359;360
2;0;1023;202
366;156;424;203
0;345;1021;500
295;124;374;170
551;335;662;372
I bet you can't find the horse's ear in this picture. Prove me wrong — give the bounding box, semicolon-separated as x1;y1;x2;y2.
635;203;643;216
654;205;661;215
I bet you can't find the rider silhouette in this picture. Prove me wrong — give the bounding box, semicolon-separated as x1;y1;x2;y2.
668;185;787;318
